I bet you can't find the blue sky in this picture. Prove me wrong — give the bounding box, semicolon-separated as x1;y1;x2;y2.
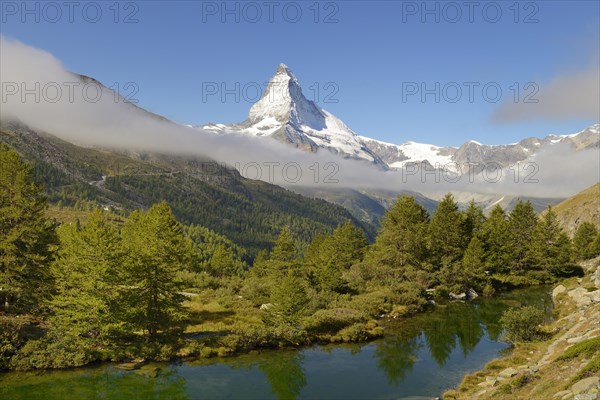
1;0;599;146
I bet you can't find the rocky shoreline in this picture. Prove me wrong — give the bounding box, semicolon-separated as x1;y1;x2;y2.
444;257;600;400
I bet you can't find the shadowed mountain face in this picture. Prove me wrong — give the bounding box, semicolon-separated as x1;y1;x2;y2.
0;121;375;256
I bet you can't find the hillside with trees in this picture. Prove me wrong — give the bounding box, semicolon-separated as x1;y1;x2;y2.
3;143;598;371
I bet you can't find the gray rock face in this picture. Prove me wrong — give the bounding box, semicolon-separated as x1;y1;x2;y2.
553;285;567;298
571;376;600;394
498;367;518;378
449;292;467;300
467;288;479;299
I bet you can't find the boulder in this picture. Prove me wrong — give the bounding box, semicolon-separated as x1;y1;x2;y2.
259;303;273;311
553;285;567;298
498;367;518;378
449;292;467;300
572;376;600;395
574;394;598;400
569;288;593;307
555;391;573;398
467;288;479;299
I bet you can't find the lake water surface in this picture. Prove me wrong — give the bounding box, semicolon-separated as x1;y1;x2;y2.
0;287;552;400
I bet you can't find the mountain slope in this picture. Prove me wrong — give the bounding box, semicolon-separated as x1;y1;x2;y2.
546;183;600;235
0;121;375;256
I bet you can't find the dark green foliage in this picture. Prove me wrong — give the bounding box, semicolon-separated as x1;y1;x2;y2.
0;144;57;313
557;336;600;360
534;207;572;275
477;205;512;275
573;222;600;261
500;306;545;343
508;200;540;272
305;221;367;292
365;196;429;282
462;199;486;244
121;203;191;339
428;193;464;272
461;237;487;291
49;210;127;355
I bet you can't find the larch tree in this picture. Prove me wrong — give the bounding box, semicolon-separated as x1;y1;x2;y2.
0;144;57;313
121;202;191;339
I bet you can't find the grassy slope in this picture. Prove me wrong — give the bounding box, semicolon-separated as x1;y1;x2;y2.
547;183;600;235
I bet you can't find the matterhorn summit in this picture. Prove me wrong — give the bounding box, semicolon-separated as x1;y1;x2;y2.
200;64;386;165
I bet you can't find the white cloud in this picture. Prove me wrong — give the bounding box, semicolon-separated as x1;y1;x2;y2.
1;36;598;200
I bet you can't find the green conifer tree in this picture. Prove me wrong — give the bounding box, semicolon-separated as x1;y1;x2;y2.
0;144;57;312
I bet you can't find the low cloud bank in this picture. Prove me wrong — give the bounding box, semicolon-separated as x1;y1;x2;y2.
1;36;598;199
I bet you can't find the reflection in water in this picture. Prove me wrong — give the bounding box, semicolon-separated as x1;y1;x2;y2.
257;352;306;400
0;287;551;400
375;335;422;385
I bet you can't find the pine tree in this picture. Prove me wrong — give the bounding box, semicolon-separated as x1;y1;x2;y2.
366;196;429;280
535;207;572;275
49;210;126;345
266;272;308;328
477;205;511;274
210;243;244;277
121;202;190;338
461;236;486;291
270;226;297;263
572;222;599;261
462;200;486;244
308;221;367;292
508;200;539;272
0;144;57;312
427;193;464;272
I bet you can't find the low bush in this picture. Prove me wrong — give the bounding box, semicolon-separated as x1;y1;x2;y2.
305;308;366;335
557;336;600;360
500;306;545;343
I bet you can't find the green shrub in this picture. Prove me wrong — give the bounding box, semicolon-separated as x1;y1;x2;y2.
305;308;366;335
557;336;600;360
219;324;272;352
500;306;545;343
347;290;391;317
572;353;600;381
0;316;31;370
10;336;97;370
331;321;383;343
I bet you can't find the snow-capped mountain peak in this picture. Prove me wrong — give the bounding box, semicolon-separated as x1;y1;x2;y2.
194;66;599;171
199;64;385;165
247;63;324;129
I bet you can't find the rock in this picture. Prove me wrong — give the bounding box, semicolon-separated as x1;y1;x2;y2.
588;290;600;303
467;288;479;299
584;328;600;338
574;394;598;400
478;379;496;388
427;299;436;306
568;336;585;344
569;288;594;307
553;285;568;298
259;303;273;311
449;292;467;300
572;377;600;394
499;367;518;378
555;391;573;398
